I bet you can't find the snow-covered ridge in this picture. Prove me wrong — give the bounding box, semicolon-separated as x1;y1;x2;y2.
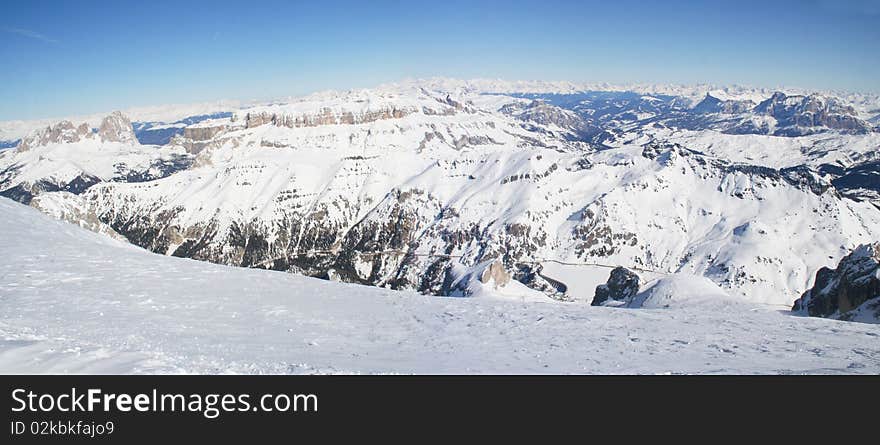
3;78;877;143
383;78;880;116
232;88;470;129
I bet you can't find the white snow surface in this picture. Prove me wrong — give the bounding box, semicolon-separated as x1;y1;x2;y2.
2;198;879;375
629;274;740;310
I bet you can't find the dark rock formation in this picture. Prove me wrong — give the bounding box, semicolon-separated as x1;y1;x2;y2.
820;161;880;206
591;267;640;306
793;243;880;322
0;173;101;204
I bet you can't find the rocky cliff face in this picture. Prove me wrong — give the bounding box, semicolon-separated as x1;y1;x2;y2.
16;111;140;152
819;161;880;207
591;267;640;306
501;100;603;144
29;192;127;241
234;89;466;131
793;243;880;323
17;121;92;151
241;106;416;129
98;111;138;144
754;92;871;135
183;124;227;141
178;123;231;154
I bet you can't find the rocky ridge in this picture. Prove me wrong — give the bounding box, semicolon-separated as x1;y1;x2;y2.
793;243;880;323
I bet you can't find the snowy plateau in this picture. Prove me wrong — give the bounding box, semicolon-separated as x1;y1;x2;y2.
1;78;879;374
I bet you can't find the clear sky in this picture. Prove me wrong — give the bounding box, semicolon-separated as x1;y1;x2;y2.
1;0;878;120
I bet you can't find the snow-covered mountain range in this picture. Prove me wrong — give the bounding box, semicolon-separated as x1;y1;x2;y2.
2;78;879;323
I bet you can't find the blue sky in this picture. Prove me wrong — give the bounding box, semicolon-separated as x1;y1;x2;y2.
1;0;878;120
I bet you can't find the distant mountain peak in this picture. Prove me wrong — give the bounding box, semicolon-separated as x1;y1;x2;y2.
691;92;754;115
17;120;92;151
97;111;138;144
754;91;870;134
16;111;139;151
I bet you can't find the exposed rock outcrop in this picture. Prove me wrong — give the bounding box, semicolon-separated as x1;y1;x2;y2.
17;120;92;151
591;267;640;306
29;192;127;242
16;111;140;152
793;243;880;323
241;106;416;129
98;111;138;144
754;92;871;135
179;124;230;154
819;161;880;206
183;124;227;142
0;112;191;204
479;260;511;287
0;173;101;204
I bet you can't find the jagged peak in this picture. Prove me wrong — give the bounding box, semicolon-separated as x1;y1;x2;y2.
14;111;139;151
97;111;138;144
17;119;92;151
692;93;722;111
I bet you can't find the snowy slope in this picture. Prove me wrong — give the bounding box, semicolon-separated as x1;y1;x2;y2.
2;197;879;375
